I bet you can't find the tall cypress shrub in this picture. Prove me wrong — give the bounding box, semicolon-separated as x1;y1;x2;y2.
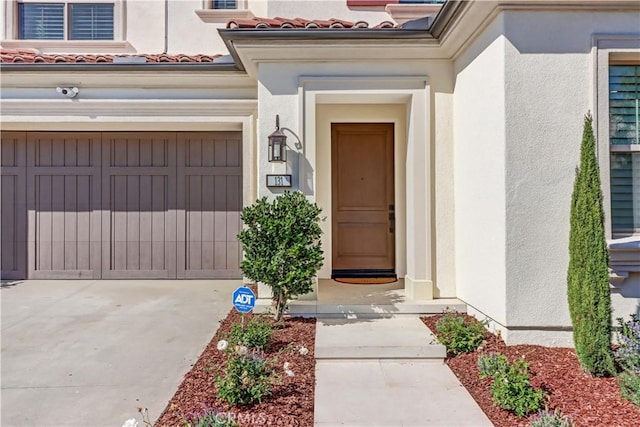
567;113;615;377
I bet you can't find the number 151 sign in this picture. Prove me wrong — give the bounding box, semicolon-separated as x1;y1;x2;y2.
266;174;292;188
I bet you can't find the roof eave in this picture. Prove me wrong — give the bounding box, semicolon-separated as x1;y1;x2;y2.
218;28;439;72
0;62;241;72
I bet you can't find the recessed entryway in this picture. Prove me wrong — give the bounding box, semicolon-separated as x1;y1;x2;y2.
331;123;395;280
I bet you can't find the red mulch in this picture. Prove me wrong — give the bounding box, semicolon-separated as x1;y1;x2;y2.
422;314;640;427
155;310;316;427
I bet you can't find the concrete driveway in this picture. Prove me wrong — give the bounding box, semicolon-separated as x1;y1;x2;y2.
1;279;239;427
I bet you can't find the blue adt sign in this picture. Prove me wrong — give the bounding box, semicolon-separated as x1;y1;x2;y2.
233;287;256;313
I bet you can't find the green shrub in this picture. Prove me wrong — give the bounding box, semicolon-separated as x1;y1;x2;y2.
228;317;273;350
491;359;546;417
237;191;324;322
215;353;276;406
478;353;509;379
615;314;640;376
435;312;486;355
566;113;615;377
185;409;239;427
618;371;640;408
529;408;573;427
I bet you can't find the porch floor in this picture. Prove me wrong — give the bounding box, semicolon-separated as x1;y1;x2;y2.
255;279;466;317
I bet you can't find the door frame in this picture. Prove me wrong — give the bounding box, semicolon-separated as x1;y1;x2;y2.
313;103;409;281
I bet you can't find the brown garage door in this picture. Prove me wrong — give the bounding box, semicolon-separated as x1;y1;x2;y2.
0;131;242;280
1;132;27;280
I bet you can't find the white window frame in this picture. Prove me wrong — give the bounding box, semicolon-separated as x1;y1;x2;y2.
196;0;253;23
210;0;244;10
2;0;127;50
593;34;640;238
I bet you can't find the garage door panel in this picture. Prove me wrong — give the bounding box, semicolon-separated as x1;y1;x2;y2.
27;132;101;279
177;132;242;279
1;176;17;273
102;133;177;279
1;133;27;279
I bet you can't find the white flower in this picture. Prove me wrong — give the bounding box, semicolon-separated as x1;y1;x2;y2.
122;419;138;427
299;347;309;355
217;340;228;351
285;369;295;377
283;362;291;370
236;345;248;356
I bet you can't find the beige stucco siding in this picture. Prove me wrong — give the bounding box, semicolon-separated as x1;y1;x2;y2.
453;14;507;326
501;11;640;341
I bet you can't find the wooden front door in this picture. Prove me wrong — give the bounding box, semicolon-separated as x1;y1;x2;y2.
331;123;395;276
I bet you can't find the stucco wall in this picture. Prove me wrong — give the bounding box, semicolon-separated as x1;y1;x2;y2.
1;0;397;55
453;14;507;326
453;9;640;345
501;10;640;344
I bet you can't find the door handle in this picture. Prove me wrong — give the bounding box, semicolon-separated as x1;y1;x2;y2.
389;212;395;233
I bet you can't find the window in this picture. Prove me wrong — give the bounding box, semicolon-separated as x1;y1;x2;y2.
213;0;237;9
18;2;114;40
196;0;251;22
347;0;446;6
609;64;640;232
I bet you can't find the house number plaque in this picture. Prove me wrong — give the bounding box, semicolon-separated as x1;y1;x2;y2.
266;174;292;188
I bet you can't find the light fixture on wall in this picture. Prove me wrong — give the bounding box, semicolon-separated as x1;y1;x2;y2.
268;115;287;162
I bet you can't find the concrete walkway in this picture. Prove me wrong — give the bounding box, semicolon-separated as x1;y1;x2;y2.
1;279;239;427
314;317;493;427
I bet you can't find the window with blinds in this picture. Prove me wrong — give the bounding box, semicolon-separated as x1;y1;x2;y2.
69;4;113;40
19;3;64;40
214;0;237;9
609;65;640;231
18;2;114;40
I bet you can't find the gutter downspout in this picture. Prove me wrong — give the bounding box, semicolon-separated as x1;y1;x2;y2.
163;0;169;53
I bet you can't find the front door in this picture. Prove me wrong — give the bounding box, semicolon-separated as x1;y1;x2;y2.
331;123;395;277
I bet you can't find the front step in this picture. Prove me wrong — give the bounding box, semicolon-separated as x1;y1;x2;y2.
254;298;466;317
314;316;446;360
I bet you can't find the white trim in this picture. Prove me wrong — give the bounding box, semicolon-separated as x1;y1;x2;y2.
593;33;640;237
0;40;131;52
195;9;254;23
0;99;258;119
0;70;256;90
610;144;640;152
593;34;640;285
299;75;433;299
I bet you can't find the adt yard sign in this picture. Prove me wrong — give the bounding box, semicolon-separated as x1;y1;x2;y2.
233;287;256;313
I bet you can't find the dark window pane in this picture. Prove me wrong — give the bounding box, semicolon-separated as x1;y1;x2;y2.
214;0;237;9
610;152;639;230
69;3;114;40
19;3;64;40
610;65;640;145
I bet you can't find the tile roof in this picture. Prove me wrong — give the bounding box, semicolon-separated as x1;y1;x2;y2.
226;17;400;30
0;49;223;64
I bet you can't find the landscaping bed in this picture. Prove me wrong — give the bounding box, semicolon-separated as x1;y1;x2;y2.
422;314;640;427
155;310;316;427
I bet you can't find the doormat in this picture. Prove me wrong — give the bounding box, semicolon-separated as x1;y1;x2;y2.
333;277;398;285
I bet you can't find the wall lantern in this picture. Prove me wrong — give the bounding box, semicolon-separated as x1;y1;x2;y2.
268;115;287;162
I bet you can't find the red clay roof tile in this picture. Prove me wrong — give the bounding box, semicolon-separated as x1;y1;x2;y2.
226;16;401;30
0;48;223;64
